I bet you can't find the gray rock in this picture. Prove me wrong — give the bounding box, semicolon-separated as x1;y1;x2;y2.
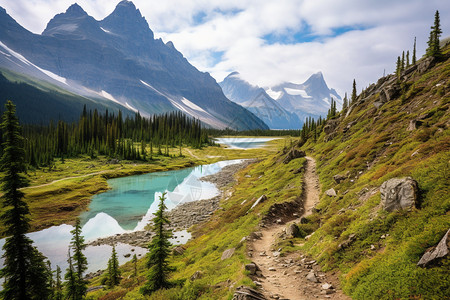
323;119;339;135
190;270;203;281
245;263;258;275
417;228;450;267
333;174;347;184
232;286;267;300
306;271;319;283
338;233;356;250
380;177;418;212
286;223;300;238
283;149;306;164
321;283;334;290
417;56;436;74
221;248;235;260
173;245;186;256
325;188;337;197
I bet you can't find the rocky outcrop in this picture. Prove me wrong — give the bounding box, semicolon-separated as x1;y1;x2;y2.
380;177;418;212
283;149;306;164
221;248;235;260
323;119;339;135
232;286;266;300
333;174;348;184
417;228;450;267
417;56;436;74
245;262;262;276
286;223;300;238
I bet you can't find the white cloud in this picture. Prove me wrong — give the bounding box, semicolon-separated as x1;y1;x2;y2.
1;0;450;96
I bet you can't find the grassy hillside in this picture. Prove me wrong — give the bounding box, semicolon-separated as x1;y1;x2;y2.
296;47;450;299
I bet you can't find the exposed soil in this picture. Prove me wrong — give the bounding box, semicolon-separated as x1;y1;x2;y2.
249;157;350;300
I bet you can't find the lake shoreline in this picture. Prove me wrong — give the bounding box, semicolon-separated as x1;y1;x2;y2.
87;158;257;248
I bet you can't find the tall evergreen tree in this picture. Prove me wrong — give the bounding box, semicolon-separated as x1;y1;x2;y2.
141;192;174;295
401;51;405;71
396;56;402;78
67;219;87;299
342;92;348;111
412;37;417;64
406;50;410;67
55;265;63;300
64;250;77;300
105;244;121;288
0;100;51;300
426;10;442;57
351;79;357;105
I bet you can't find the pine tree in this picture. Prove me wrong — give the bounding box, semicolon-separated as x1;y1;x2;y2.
406;50;410;67
68;219;87;299
342;92;348;111
55;265;63;300
65;250;77;300
132;254;138;280
412;37;417;64
106;244;121;288
426;10;442;57
396;56;402;78
401;51;405;71
0;100;51;300
351;79;357;105
141;192;174;295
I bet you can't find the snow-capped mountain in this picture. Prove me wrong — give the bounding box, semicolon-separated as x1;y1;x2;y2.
220;72;301;129
268;72;342;121
0;2;268;130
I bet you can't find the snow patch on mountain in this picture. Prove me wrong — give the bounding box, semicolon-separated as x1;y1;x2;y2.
181;97;206;113
284;88;311;98
265;88;282;100
0;41;67;85
125;102;138;112
101;90;120;104
100;27;112;34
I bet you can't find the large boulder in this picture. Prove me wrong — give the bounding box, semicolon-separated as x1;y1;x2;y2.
417;228;450;267
286;223;300;238
221;248;235;260
380;177;418;212
283;149;306;164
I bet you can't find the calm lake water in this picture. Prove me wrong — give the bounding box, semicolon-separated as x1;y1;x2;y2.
0;159;244;273
215;137;279;149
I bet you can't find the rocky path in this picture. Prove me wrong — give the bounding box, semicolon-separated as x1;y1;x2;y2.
250;157;349;300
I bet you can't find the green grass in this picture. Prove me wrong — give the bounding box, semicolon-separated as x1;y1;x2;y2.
295;51;450;299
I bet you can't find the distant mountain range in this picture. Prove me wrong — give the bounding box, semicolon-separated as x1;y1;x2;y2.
219;72;301;129
220;71;342;129
0;1;268;130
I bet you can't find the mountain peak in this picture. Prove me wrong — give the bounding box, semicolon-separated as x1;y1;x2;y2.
100;0;153;40
65;3;87;16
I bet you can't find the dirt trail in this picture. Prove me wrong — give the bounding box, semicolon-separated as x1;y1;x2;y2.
21;170;109;190
250;157;349;300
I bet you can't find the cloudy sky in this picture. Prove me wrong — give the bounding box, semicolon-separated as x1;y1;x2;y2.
2;0;449;96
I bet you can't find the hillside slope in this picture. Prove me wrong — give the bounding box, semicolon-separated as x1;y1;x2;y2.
296;46;449;299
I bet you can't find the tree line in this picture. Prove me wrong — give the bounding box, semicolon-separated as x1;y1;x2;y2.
1;106;211;168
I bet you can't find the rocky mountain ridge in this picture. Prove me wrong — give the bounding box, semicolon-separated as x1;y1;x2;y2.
0;1;268;130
